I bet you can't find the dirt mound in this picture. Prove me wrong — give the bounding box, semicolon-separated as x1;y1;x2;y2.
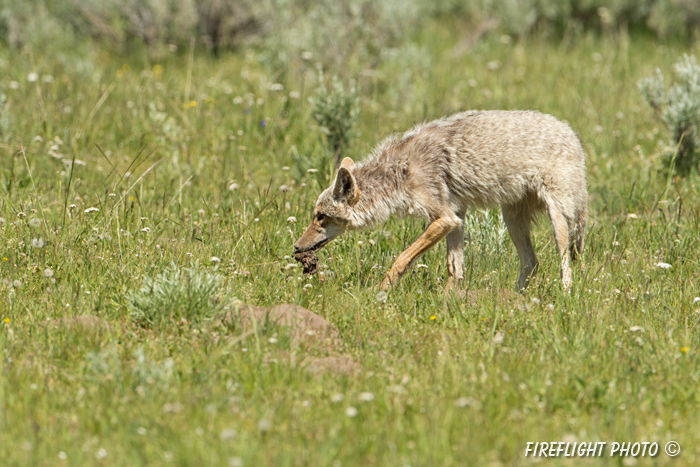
222;303;340;347
222;303;360;375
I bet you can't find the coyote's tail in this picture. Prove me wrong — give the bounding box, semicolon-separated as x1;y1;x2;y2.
570;204;587;262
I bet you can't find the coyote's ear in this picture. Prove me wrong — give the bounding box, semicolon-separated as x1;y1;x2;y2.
333;165;360;205
339;157;355;171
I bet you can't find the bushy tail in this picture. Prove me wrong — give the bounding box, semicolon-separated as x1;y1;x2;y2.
570;204;587;262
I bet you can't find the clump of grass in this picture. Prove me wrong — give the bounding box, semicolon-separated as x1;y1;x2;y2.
639;54;700;175
126;262;224;327
309;72;360;169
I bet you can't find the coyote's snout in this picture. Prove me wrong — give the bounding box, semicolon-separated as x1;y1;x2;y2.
294;110;588;292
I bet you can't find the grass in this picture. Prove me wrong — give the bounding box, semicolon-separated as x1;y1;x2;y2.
1;20;700;466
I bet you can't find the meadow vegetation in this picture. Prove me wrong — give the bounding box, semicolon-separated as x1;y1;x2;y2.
1;1;700;465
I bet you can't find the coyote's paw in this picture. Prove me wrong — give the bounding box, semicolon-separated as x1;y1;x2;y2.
445;276;462;291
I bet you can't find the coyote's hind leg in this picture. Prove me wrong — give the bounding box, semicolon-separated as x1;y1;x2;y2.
445;217;465;290
502;203;538;292
546;201;573;291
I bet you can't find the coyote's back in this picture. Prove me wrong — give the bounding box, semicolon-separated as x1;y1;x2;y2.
295;110;588;292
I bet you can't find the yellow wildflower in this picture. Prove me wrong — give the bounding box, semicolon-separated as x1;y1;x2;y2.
430;315;437;321
680;347;689;354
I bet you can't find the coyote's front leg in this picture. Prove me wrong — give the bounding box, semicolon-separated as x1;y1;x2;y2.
380;216;461;291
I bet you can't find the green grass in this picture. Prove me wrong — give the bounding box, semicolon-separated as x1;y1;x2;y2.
2;21;700;466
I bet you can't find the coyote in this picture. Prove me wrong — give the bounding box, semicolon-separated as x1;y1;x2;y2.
294;110;588;291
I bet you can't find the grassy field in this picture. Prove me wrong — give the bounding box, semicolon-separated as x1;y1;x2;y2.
2;17;700;466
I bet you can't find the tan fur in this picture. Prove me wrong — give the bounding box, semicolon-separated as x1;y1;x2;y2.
294;110;588;292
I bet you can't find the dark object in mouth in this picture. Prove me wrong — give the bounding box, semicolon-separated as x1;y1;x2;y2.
294;250;319;275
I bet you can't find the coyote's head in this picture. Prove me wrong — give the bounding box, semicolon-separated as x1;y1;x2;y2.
294;157;360;254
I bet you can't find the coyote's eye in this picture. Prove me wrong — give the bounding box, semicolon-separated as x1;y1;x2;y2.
316;213;326;222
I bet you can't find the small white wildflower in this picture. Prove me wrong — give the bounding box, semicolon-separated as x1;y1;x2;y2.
268;83;283;91
140;227;151;233
546;304;555;311
289;91;300;99
84;207;99;214
531;297;541;305
17;212;26;218
303;284;313;290
9;81;20;90
12;280;22;288
198;209;206;217
42;75;54;83
254;218;260;222
301;51;313;60
626;213;638;220
210;256;221;263
455;397;476;408
376;291;388;303
287;216;297;223
656;262;672;270
282;166;290;171
284;263;298;270
44;268;54;278
31;238;44;249
0;217;5;226
58;451;67;460
307;168;318;174
279;184;290;193
220;428;237;441
29;218;42;228
137;427;147;436
330;393;344;403
28;72;39;82
694;297;700;304
358;392;375;402
629;326;645;332
257;419;271;432
228;457;244;467
345;406;358;417
228;182;240;191
492;331;504;344
69;204;76;210
268;337;278;344
95;448;107;460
